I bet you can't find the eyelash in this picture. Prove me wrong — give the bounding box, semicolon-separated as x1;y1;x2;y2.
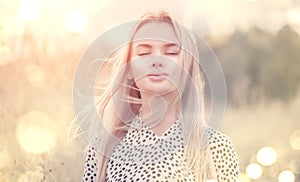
165;52;178;55
137;52;179;56
137;53;151;56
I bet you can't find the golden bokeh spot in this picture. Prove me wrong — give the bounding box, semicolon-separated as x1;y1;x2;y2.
65;10;88;33
246;163;263;180
18;0;40;22
290;130;300;150
16;110;57;154
278;170;295;182
24;64;45;87
256;146;277;166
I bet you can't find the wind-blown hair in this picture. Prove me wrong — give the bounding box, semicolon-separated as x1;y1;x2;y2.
78;11;217;181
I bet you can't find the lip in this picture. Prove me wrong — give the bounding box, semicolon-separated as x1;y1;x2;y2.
146;73;168;81
147;73;169;76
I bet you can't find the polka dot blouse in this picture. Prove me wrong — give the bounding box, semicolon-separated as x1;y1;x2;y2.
82;118;240;181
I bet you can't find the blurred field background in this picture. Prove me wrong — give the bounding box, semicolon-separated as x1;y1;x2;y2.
0;0;300;181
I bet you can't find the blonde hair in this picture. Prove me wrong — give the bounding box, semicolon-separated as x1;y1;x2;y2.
89;11;217;181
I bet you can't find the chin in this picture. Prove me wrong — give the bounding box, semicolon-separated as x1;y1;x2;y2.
149;90;172;95
144;86;177;96
136;79;177;96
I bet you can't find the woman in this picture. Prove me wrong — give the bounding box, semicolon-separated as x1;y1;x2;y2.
80;11;240;181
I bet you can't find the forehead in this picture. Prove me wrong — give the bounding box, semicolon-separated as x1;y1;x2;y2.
132;21;179;44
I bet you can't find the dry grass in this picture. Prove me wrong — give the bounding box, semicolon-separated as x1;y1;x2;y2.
221;92;300;180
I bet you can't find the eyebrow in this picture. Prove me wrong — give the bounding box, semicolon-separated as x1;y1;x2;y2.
135;43;180;49
136;44;152;48
163;43;180;48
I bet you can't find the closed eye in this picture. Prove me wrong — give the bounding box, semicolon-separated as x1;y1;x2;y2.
137;52;151;56
165;52;179;55
136;47;152;56
164;45;180;56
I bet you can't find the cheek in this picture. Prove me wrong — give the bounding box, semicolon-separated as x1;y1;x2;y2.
129;60;149;81
167;60;185;85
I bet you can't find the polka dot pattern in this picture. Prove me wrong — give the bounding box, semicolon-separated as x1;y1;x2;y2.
82;118;240;181
82;146;98;182
205;127;240;181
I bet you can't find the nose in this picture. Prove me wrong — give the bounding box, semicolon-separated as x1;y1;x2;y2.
151;60;163;68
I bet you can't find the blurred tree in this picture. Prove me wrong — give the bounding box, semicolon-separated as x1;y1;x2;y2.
214;30;250;106
267;25;300;101
213;25;300;106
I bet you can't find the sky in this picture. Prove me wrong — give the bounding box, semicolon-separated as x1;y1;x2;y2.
0;0;300;39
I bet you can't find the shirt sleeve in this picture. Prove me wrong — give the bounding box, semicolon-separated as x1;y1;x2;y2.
82;145;98;182
208;129;241;181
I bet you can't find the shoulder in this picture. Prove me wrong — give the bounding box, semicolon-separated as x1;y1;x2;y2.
204;127;235;149
204;127;241;181
82;145;98;182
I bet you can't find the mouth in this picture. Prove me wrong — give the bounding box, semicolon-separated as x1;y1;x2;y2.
146;73;168;81
146;73;169;77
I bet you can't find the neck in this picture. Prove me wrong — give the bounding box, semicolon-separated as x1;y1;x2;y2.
139;92;179;136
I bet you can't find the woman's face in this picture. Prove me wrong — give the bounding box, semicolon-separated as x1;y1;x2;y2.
129;21;182;96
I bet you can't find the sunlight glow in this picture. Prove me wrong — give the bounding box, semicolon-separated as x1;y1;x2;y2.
278;170;295;182
256;146;277;166
17;170;44;182
287;8;300;25
289;159;300;173
16;111;56;154
0;151;13;169
65;10;88;33
24;64;45;87
19;0;40;22
244;0;259;2
0;45;13;66
290;130;300;150
267;0;292;7
240;173;251;182
246;163;263;180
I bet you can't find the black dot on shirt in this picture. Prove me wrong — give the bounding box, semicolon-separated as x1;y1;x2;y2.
83;122;240;182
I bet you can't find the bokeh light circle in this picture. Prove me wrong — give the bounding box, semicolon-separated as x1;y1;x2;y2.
286;8;300;25
290;130;300;150
278;170;295;182
16;110;57;154
246;163;263;180
24;64;45;87
256;146;277;166
18;0;40;22
65;10;88;33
